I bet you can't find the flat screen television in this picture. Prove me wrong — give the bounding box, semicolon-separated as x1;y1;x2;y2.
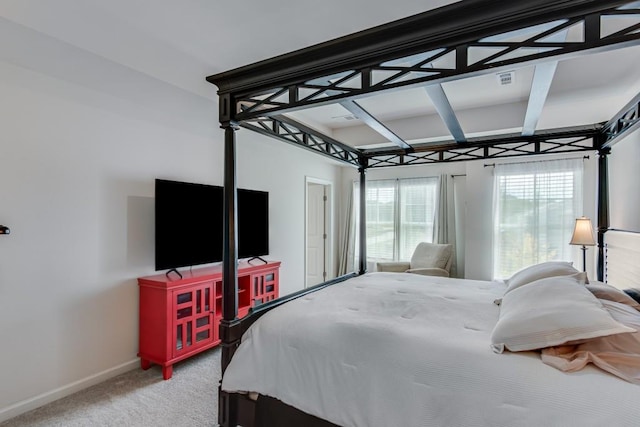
237;189;269;260
155;179;269;271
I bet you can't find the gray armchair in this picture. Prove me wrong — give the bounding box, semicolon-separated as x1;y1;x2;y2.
376;242;453;277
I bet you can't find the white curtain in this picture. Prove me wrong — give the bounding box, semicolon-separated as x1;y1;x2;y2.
337;182;356;275
492;158;584;279
433;174;459;277
453;175;466;278
433;174;450;244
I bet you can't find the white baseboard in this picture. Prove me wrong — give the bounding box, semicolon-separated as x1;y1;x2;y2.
0;359;139;423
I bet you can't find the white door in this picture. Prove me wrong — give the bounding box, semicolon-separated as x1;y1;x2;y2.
306;183;327;287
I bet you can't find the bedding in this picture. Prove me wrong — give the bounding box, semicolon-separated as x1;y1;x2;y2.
222;272;640;427
491;274;633;353
542;299;640;384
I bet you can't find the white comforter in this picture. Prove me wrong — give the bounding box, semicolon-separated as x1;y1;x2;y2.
222;273;640;427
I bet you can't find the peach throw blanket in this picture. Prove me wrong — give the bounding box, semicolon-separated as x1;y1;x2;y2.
542;299;640;384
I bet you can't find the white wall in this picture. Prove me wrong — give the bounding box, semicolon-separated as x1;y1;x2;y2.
0;24;341;421
236;135;343;296
609;130;640;231
341;154;598;281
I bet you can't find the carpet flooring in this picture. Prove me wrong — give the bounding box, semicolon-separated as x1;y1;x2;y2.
1;348;221;427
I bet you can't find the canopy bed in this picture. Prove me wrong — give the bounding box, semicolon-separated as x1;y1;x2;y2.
205;0;640;425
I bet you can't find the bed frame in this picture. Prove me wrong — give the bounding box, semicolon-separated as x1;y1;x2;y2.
206;1;640;425
605;229;640;289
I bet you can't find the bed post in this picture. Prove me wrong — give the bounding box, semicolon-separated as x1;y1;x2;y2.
597;144;610;282
219;121;241;427
358;162;367;275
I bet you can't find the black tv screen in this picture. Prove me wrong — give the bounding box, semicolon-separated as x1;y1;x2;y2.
155;179;224;270
238;189;269;259
155;179;269;271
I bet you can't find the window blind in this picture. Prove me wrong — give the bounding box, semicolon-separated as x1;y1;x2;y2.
366;180;396;259
355;177;438;262
493;158;583;279
399;178;437;260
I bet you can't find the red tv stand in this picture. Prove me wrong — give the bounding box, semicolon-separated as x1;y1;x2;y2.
137;261;280;379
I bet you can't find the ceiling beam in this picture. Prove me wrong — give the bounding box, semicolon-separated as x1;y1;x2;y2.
338;100;412;150
521;62;559;136
424;84;467;142
522;29;567;136
393;52;467;143
324;82;411;150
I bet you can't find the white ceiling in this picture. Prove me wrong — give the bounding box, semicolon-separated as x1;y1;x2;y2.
0;0;458;98
2;0;639;149
291;43;640;148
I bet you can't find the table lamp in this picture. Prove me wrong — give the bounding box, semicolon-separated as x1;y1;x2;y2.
569;217;595;272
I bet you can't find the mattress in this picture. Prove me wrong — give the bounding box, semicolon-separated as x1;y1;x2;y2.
222;272;640;427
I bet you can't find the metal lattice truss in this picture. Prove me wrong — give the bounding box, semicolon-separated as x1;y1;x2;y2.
208;0;640;168
240;116;362;167
363;132;597;168
233;3;640;121
602;92;640;147
239;115;598;168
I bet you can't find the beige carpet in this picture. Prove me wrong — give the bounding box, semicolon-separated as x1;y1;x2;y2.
1;348;221;427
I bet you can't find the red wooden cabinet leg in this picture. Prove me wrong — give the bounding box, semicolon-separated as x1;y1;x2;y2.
162;365;173;380
140;359;151;370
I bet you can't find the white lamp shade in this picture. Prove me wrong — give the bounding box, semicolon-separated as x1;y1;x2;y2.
570;217;596;246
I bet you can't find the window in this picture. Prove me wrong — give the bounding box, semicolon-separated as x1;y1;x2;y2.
356;177;438;261
365;180;396;259
493;158;583;279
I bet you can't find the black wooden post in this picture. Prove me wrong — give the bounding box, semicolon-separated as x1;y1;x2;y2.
219;122;240;427
358;165;367;275
221;123;239;360
597;145;611;282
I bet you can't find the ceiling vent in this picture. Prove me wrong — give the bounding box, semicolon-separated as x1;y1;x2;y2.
331;114;359;121
497;71;515;86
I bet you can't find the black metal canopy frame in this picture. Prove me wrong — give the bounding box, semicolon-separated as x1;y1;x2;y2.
206;1;640;426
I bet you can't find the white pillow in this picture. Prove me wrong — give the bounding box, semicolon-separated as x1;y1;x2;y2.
504;261;583;294
491;275;635;353
586;281;640;310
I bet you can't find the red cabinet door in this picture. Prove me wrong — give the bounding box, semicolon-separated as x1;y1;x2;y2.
172;282;215;358
251;269;279;307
